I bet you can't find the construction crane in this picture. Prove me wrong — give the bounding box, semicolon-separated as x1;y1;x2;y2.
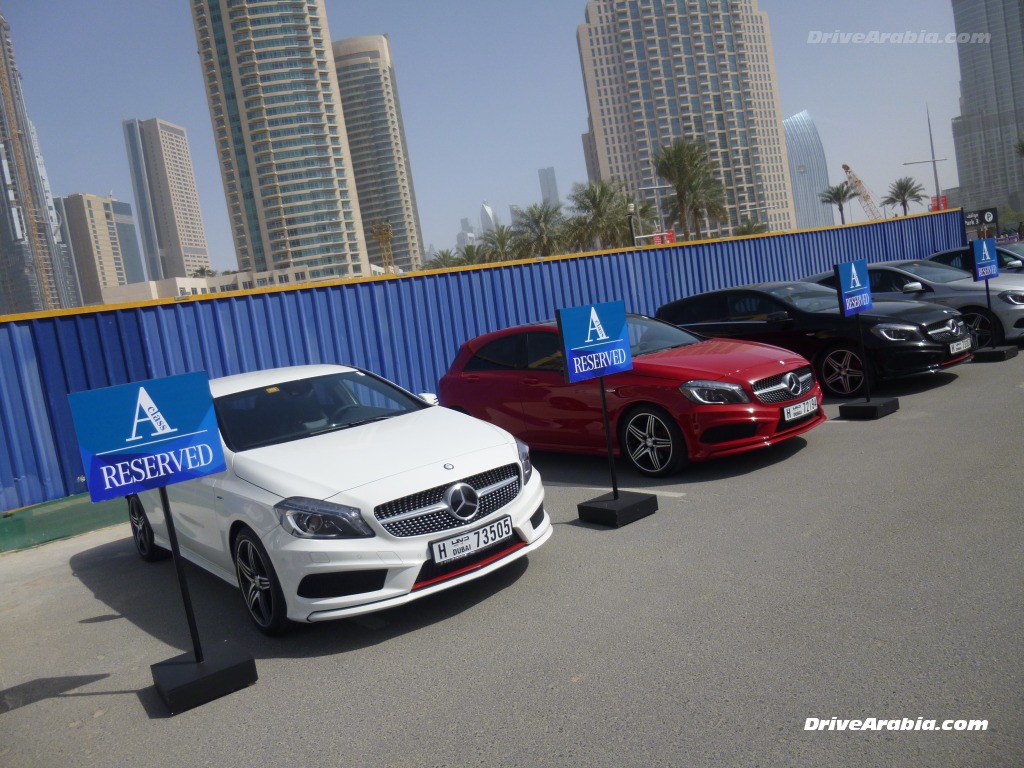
842;164;883;221
370;221;396;275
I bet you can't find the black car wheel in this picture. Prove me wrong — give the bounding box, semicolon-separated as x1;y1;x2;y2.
620;406;687;477
127;495;168;562
960;308;1003;348
234;529;289;636
817;345;866;397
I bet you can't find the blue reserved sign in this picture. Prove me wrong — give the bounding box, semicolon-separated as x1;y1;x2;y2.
835;259;873;317
556;301;633;383
972;238;999;281
68;372;226;502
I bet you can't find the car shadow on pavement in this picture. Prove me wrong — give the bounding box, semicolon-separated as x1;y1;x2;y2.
819;369;960;406
531;435;812;491
69;536;532;664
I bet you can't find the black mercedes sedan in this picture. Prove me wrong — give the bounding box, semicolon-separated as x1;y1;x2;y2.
655;281;973;397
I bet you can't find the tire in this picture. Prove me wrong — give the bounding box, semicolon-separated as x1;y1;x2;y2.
127;495;169;562
619;405;688;477
817;345;867;397
960;307;1003;348
233;528;289;636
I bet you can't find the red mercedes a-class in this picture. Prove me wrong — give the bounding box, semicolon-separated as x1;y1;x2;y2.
439;314;826;477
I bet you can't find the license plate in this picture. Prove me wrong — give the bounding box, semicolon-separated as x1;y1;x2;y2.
430;516;514;565
949;338;971;354
783;396;818;421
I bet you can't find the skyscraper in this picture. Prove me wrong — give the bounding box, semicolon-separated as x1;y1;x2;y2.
56;194;144;306
191;0;369;279
577;0;795;236
950;0;1024;213
539;167;561;207
783;111;834;229
480;201;497;234
333;35;423;273
0;12;79;313
123;118;211;280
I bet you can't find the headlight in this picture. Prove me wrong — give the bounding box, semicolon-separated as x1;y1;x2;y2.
998;290;1024;305
276;497;375;539
869;323;923;342
679;380;750;404
516;438;533;485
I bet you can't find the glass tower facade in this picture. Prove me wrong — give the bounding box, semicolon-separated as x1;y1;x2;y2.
951;0;1024;213
123;118;211;280
577;0;795;236
0;12;79;313
333;35;423;273
191;0;368;278
782;111;833;229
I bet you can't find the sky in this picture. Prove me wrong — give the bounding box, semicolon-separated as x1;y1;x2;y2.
1;0;965;272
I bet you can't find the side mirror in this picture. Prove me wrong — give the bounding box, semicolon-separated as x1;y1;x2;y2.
418;393;439;406
901;282;925;293
1006;259;1023;269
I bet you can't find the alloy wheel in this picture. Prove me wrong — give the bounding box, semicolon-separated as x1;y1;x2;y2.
820;348;865;397
623;410;678;475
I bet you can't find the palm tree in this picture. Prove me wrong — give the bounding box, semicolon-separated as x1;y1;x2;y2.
192;266;217;277
686;174;727;240
423;249;460;270
479;224;522;262
732;218;769;237
881;176;926;216
511;202;564;258
654;138;719;240
819;182;860;225
565;179;632;250
457;244;487;266
1017;139;1024;158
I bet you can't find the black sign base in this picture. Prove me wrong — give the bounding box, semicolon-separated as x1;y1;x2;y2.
838;396;899;420
578;490;658;527
972;345;1018;362
151;641;257;715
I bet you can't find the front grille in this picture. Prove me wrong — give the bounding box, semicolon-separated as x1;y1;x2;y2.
752;366;814;404
373;463;521;538
926;318;968;342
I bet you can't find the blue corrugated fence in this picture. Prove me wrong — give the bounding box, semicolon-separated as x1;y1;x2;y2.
0;212;965;509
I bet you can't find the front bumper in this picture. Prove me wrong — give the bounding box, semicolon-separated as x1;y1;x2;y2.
261;470;550;623
677;386;827;461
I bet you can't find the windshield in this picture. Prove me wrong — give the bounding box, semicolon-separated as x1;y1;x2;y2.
898;261;974;283
764;282;840;312
214;370;426;451
627;314;701;354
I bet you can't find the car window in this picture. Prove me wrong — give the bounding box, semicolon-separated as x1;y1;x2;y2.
897;261;972;283
870;269;912;293
215;371;425;451
660;293;728;323
765;283;839;312
525;332;564;371
816;275;838;289
626;314;700;353
933;250;967;270
725;293;780;320
463;334;525;371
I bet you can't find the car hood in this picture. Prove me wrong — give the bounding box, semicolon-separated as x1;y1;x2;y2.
832;299;959;324
229;406;514;499
632;338;809;382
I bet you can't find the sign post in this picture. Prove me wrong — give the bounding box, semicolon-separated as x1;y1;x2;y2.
556;301;658;527
68;372;257;714
832;260;899;420
970;237;1018;362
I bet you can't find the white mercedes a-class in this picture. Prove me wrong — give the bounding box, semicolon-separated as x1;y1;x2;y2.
127;364;551;635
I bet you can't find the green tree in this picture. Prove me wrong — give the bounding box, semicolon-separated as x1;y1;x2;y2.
191;266;217;277
565;179;632;250
1016;139;1024;158
819;182;860;225
479;224;523;262
881;176;926;216
456;244;487;265
423;248;460;270
511;202;564;258
654;138;721;240
732;218;769;237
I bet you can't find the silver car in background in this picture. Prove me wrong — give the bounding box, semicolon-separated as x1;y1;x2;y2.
804;260;1024;348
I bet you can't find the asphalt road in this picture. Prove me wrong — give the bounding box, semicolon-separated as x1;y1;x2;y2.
1;352;1022;768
